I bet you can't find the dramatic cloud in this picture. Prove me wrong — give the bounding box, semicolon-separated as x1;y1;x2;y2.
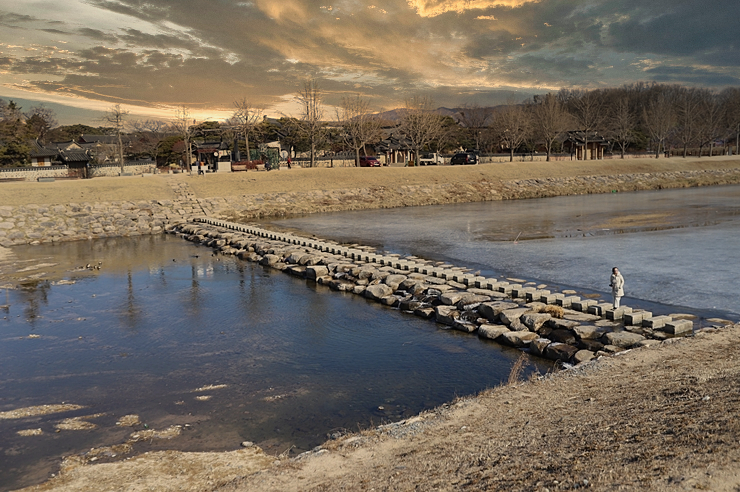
0;0;738;124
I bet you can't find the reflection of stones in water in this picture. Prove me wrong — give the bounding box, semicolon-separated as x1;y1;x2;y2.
128;425;182;442
192;384;228;392
195;395;212;401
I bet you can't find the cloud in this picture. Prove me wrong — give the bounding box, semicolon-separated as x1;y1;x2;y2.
407;0;540;17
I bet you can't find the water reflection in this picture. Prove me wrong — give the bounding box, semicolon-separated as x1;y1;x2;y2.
1;235;545;491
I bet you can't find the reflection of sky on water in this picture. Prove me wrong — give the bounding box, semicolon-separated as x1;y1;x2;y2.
270;185;740;317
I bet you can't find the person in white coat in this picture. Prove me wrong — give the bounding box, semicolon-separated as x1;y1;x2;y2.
610;267;625;309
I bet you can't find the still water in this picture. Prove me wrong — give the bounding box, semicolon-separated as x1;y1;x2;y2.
0;236;543;491
269;185;740;318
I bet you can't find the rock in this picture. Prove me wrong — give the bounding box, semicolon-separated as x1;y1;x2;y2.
573;350;595;364
603;331;645;348
440;291;466;305
544;343;578;362
478;301;519;322
306;265;329;280
508;318;529;332
547;318;581;330
435;305;460;326
259;254;281;266
499;308;532;326
364;284;394;301
563;311;601;322
477;324;510;340
549;329;577;345
529;338;551;357
452;320;478;333
384;274;408;291
573;325;609;340
499;330;538;347
521;313;551;332
636;339;662;348
455;294;491;310
414;307;436;319
578;339;605;352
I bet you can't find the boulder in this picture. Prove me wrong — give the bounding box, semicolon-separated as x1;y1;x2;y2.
452;320;478;333
414;307;436;319
478;324;510;340
286;265;306;277
549;329;577;345
603;331;646;349
521;313;551;332
499;330;538;347
384;274;408;291
508;318;529;332
435;306;460;326
259;254;281;266
478;301;519;322
364;284;394;301
573;325;609;340
662;319;693;336
500;308;532;326
547;318;581;330
578;339;604;352
574;350;596;364
306;265;329;280
529;338;551;357
440;291;466;305
544;343;578;362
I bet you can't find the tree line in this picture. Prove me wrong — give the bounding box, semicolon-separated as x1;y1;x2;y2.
2;81;739;167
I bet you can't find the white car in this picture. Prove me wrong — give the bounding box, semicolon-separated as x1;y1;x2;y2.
419;152;444;165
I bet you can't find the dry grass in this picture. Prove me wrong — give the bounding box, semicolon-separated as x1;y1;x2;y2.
507;353;529;385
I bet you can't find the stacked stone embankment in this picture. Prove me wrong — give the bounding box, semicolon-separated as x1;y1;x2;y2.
168;218;734;366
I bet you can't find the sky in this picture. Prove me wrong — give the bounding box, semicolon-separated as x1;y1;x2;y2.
0;0;739;125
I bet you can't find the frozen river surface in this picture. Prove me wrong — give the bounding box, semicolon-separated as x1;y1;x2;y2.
269;185;740;318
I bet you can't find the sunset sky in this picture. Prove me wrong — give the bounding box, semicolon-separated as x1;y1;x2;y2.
1;0;738;125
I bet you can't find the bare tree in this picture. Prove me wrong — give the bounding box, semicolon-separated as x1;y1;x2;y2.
493;101;532;162
606;97;636;159
25;106;57;144
564;89;605;160
103;104;130;173
532;93;572;161
696;90;725;157
131;119;168;162
458;104;492;151
643;93;675;158
399;95;440;166
722;87;740;155
336;94;382;166
231;98;263;163
171;106;194;169
672;86;703;157
297;79;325;168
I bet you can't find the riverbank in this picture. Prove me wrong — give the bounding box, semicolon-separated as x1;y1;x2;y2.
1;156;740;249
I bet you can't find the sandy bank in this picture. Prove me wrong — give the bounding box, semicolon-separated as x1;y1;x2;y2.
1;156;739;208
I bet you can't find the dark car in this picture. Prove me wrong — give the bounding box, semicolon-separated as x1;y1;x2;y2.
450;152;478;165
359;156;381;167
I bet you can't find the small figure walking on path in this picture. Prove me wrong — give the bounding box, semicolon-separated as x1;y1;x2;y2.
287;156;292;169
610;267;625;309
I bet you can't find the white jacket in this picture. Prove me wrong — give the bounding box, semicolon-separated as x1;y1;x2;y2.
611;273;624;296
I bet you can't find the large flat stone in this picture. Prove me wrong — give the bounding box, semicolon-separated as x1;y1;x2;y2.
500;308;533;326
606;306;633;320
544;342;579;362
642;315;673;329
478;324;510;340
572;299;597;312
662;319;693;335
603;331;646;348
624;311;653;326
478;301;520;322
499;330;538;347
521;313;552;332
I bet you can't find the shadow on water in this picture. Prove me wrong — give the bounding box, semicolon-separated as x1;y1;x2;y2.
0;235;550;491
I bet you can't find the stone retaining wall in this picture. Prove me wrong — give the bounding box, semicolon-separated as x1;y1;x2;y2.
0;166;70;181
169;218;734;367
1;168;740;247
89;163;156;177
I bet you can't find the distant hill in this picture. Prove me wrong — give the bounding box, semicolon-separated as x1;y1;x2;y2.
373;106;504;122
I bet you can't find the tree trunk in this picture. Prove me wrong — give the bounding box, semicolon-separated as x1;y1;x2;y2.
118;132;124;174
355;148;360;167
244;131;250;164
546;146;551;162
509;148;514;162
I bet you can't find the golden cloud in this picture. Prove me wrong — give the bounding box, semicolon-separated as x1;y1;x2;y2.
408;0;539;17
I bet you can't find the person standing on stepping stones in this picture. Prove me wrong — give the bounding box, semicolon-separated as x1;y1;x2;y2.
610;267;625;309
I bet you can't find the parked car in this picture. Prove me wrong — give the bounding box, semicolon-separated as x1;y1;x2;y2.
450;152;478;165
359;156;381;167
419;152;443;165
